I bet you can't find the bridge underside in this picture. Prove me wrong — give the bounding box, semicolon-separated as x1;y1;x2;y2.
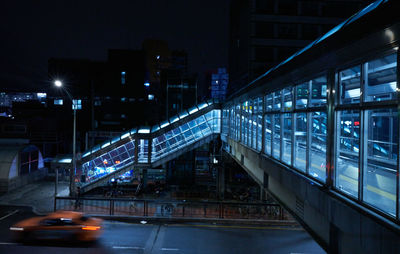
225;138;399;253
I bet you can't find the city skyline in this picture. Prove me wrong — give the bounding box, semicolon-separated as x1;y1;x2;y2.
0;0;229;90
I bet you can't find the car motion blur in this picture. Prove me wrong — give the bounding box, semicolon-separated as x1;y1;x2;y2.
10;211;102;243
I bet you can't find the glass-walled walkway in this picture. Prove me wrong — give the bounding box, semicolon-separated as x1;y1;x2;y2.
222;43;398;220
77;100;221;188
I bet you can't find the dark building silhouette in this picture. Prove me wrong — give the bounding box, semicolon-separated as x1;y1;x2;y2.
228;0;372;95
46;40;196;154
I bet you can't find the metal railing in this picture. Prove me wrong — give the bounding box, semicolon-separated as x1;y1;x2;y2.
54;196;288;221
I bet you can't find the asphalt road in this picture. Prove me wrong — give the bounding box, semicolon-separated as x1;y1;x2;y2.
0;205;325;254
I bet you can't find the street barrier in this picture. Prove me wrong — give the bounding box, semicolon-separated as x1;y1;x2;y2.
54;196;287;221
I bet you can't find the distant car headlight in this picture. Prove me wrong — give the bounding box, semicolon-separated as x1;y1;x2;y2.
10;227;24;231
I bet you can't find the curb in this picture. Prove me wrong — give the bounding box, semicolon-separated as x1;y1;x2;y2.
94;215;299;227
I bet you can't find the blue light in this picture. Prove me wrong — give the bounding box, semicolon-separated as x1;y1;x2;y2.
121;71;126;85
144;82;150;87
54;99;63;105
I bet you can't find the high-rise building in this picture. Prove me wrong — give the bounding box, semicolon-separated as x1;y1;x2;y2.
210;68;229;101
228;0;372;95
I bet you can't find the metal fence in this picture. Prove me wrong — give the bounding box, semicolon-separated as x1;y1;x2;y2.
54;197;287;220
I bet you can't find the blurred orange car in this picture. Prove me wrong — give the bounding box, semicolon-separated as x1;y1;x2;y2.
10;211;103;242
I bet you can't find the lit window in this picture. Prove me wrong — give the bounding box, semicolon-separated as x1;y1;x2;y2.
37;93;47;99
121;71;126;85
54;99;63;105
148;94;154;100
121;97;126;102
121;114;126;118
72;99;82;110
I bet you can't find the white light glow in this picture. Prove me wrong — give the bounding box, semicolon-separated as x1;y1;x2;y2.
138;128;150;134
101;142;110;148
82;152;91;158
121;132;130;139
54;80;62;87
189;107;198;114
59;158;72;163
37;93;47;99
160;121;169;128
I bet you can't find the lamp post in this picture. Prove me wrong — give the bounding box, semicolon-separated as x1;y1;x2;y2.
54;80;76;196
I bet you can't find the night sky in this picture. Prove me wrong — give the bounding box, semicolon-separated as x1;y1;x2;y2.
0;0;229;90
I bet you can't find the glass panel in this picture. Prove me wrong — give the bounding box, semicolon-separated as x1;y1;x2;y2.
125;141;135;158
294;113;307;172
236;111;240;140
101;153;113;166
273;91;282;111
264;115;272;155
282;113;292;165
252;115;257;149
188;119;197;129
296;83;308;109
309;112;327;182
192;126;203;140
257;97;263;114
257;115;262;151
265;94;273;112
93;157;103;167
340;66;361;104
213;117;220;133
365;53;397;102
243;101;249;113
283;88;293;112
273;114;281;160
138;139;148;163
241;116;245;143
335;110;360;197
363;109;397;216
310;76;327;107
213;109;221;133
245;116;249;147
167;135;177;148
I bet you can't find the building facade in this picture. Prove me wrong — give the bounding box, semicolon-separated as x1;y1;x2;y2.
228;0;371;94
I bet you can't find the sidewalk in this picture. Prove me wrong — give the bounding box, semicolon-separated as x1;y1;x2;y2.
0;180;69;215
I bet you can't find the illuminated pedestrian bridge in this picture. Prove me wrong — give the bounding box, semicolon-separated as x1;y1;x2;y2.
72;0;400;252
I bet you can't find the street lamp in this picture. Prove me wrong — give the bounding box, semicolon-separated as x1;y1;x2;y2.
54;80;77;196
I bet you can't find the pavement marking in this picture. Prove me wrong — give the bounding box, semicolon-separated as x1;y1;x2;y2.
112;246;144;249
161;248;179;251
297;160;396;202
366;185;396;201
0;242;17;245
339;174;396;201
144;224;161;254
0;210;19;221
169;224;303;231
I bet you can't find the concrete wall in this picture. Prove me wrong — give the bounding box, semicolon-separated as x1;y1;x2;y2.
227;139;400;253
0;168;48;193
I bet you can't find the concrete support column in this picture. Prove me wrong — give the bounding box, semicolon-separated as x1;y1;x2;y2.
142;169;148;188
217;166;225;200
259;184;265;201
